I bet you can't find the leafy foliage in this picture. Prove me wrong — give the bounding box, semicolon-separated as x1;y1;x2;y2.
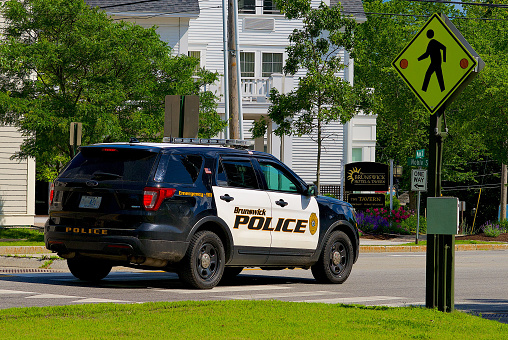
252;0;373;190
0;0;224;180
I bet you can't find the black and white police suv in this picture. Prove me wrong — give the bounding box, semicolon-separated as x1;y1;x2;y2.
45;138;359;289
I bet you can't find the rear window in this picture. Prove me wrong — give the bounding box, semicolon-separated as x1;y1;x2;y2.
59;147;158;182
154;154;203;184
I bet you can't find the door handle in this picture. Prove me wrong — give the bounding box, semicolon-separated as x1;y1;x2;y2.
275;199;288;207
220;194;234;202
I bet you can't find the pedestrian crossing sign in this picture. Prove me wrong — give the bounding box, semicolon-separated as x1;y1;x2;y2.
392;13;482;114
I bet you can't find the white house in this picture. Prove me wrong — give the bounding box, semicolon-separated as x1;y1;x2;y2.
0;11;36;226
86;0;377;196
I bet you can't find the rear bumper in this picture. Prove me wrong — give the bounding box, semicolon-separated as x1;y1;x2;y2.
45;223;188;263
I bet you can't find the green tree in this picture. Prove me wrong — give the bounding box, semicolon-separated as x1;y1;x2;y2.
354;1;496;189
0;0;224;181
252;0;372;192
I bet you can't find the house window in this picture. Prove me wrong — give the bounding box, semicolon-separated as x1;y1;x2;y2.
263;0;280;14
238;0;255;14
240;52;255;77
352;148;362;162
188;51;201;71
262;53;283;77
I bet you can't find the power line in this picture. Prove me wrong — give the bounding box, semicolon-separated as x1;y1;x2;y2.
402;0;508;9
442;183;501;191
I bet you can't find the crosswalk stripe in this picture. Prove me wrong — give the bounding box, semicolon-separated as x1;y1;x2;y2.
26;294;84;299
156;285;291;294
222;291;335;300
0;289;34;295
295;296;405;304
72;298;132;303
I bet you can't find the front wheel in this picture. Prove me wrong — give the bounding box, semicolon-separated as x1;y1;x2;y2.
311;231;353;284
67;257;112;282
178;231;225;289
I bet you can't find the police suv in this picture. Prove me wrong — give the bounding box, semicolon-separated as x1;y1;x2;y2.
45;138;359;289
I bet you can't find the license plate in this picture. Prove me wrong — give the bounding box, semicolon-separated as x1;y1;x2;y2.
79;196;102;209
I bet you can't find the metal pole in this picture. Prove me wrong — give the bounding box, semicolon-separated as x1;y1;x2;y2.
390;159;394;213
416;190;420;244
222;0;230;138
232;0;243;139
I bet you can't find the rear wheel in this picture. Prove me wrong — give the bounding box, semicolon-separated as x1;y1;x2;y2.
67;257;112;282
179;231;225;289
311;231;353;284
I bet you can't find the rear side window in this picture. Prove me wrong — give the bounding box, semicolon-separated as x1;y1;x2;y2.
154;154;203;184
217;159;258;189
59;148;158;182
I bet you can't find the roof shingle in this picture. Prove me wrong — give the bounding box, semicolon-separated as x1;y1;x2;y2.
85;0;200;15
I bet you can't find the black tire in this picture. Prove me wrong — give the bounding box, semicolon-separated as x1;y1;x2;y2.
179;231;225;289
311;231;353;284
221;267;244;282
67;257;112;282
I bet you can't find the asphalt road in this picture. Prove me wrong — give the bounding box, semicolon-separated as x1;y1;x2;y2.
1;250;507;323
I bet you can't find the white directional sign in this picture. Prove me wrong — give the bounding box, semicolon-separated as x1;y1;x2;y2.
411;169;428;192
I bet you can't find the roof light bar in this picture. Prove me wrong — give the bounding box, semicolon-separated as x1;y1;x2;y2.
162;137;254;148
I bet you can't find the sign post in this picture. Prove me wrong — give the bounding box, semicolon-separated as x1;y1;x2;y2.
411;167;428;244
392;13;483;312
70;122;82;157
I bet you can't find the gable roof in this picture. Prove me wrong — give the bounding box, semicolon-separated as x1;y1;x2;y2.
331;0;367;23
85;0;200;16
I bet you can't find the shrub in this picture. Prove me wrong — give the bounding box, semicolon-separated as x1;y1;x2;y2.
480;221;503;238
384;194;400;210
400;214;427;234
498;219;508;233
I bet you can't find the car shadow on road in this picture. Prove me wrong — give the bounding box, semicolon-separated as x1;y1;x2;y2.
0;270;319;291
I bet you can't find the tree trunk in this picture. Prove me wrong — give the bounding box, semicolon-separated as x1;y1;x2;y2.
316;119;321;194
501;163;507;221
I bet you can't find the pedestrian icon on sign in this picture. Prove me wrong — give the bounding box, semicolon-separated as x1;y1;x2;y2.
418;29;446;92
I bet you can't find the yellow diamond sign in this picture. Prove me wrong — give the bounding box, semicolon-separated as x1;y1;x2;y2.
392;13;481;114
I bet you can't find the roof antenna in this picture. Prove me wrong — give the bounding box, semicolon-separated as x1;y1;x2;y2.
129;137;140;143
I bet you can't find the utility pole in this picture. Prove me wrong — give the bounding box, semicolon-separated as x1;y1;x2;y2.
501;163;507;221
227;0;239;139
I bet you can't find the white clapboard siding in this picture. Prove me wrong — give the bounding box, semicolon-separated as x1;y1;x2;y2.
0;125;35;224
291;120;344;185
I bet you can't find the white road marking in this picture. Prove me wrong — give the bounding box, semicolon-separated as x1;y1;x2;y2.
156;285;291;294
388;255;426;257
0;289;34;295
73;298;132;303
222;291;335;300
295;296;405;304
26;294;84;299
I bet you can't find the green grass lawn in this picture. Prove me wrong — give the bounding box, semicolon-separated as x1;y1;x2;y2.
0;228;44;246
0;301;506;339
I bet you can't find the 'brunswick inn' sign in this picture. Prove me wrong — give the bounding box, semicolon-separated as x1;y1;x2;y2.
344;162;389;192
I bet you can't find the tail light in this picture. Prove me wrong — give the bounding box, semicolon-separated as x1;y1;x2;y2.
49;182;55;204
143;187;176;211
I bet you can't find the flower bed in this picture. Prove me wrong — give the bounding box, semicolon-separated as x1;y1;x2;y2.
357;207;414;235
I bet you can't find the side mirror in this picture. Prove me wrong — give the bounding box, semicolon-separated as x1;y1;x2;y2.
306;184;318;196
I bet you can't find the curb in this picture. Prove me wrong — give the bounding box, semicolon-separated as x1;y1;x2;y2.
359;243;508;253
0;246;52;255
1;244;508;256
